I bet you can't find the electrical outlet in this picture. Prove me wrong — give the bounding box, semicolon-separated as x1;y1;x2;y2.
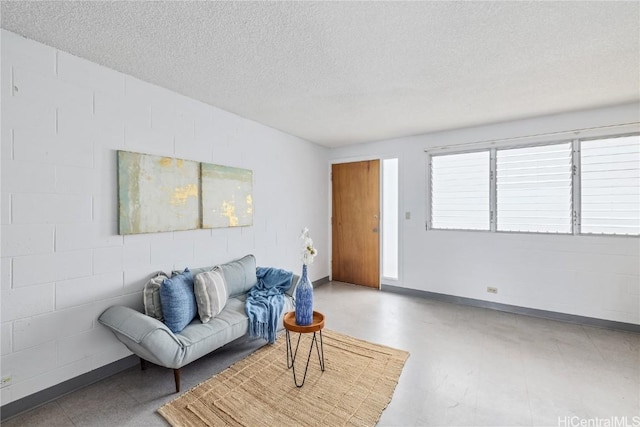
487;287;498;294
1;374;12;388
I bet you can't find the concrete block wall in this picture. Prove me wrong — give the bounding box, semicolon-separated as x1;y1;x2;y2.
0;30;329;405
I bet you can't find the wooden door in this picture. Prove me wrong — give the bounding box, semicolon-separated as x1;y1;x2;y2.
332;160;380;288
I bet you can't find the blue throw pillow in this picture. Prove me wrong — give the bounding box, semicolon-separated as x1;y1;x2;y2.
160;269;197;333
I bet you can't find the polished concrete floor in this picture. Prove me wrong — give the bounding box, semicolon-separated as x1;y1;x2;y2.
4;282;639;426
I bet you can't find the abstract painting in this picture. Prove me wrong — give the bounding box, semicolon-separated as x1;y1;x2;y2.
118;151;200;234
201;163;253;228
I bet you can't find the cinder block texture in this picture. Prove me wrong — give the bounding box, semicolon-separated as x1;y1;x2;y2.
0;30;328;406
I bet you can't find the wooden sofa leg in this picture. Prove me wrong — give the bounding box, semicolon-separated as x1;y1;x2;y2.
140;358;147;371
174;369;181;393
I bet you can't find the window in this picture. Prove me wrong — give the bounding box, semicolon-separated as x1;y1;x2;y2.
382;159;399;279
581;135;640;235
496;143;572;233
431;151;490;230
427;133;640;236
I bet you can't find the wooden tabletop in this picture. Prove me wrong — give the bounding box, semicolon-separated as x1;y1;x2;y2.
283;311;325;333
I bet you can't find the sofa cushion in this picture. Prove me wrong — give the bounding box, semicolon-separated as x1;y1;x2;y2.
194;268;229;323
218;254;258;298
143;271;169;321
172;295;295;367
177;265;214;278
160;269;197;333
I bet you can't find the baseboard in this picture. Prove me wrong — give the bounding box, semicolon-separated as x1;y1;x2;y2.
381;284;640;333
313;276;330;288
0;354;139;422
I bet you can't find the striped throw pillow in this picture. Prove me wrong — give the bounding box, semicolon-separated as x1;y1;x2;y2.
143;271;169;321
194;268;229;323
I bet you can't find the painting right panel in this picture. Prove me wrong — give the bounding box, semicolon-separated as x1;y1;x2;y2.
201;163;253;228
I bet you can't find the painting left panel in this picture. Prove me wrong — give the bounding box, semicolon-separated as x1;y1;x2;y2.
118;151;201;235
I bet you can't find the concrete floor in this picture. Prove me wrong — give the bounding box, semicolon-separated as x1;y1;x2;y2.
3;281;639;426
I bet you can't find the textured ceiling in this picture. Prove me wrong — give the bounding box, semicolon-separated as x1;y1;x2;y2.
2;1;639;147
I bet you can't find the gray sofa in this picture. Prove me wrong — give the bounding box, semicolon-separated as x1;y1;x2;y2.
99;255;297;392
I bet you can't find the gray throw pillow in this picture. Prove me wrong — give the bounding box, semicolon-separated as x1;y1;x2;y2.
217;254;258;298
194;268;229;323
143;271;169;321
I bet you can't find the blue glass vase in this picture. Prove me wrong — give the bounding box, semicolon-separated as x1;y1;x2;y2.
295;265;313;326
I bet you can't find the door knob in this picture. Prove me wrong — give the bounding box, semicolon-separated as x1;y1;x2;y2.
373;227;379;233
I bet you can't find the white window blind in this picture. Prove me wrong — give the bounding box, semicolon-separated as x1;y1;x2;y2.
581;135;640;236
431;151;490;230
496;143;572;233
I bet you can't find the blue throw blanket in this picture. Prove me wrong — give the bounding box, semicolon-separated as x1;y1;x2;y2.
246;267;293;344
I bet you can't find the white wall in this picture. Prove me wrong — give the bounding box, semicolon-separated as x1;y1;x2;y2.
330;103;640;326
0;30;329;405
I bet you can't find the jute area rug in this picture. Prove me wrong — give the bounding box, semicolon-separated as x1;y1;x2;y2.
158;329;409;426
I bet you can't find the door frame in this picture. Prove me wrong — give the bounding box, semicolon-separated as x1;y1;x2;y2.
328;154;403;288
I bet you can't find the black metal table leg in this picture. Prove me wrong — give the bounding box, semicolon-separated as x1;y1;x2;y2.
286;330;325;387
317;330;325;371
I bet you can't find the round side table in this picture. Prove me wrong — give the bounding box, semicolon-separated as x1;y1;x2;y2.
283;311;325;387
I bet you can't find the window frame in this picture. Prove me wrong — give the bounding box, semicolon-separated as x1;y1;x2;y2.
494;140;574;235
426;132;640;237
578;134;640;236
428;149;492;232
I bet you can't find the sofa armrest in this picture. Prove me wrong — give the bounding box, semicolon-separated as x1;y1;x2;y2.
285;274;300;298
98;305;179;346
